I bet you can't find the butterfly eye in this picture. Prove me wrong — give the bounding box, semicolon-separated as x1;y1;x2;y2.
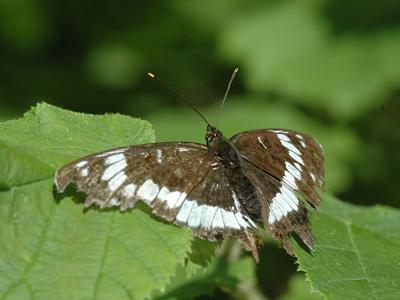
229;149;236;159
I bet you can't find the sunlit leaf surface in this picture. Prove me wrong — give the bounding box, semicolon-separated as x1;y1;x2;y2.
295;195;400;300
219;0;400;119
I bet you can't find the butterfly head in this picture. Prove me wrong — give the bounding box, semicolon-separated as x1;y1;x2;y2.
205;125;223;149
206;125;237;164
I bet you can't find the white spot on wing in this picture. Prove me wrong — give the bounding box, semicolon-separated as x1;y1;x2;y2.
277;133;290;142
123;184;136;198
244;215;257;227
281;140;301;155
188;202;203;228
235;213;249;228
137;179;159;204
257;136;268;150
270;130;286;133
109;198;119;206
268;193;285;224
176;199;194;223
280;185;299;209
283;170;298;189
310;172;316;182
211;208;224;228
222;210;240;229
268;186;299;224
232;192;241;211
174;192;187;208
80;168;89;177
156;149;163;163
279;193;295;213
268;195;288;224
165;191;181;208
278;136;305;164
230;193;256;228
102;159;127;181
210;162;219;169
289;151;304;165
157;187;169;203
157;187;181;208
96;149;127;158
285;161;301;180
105;153;125;165
200;205;217;228
108;172;127;192
76;160;88;168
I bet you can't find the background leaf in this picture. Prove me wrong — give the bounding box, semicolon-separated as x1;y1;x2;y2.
279;273;323;300
153;256;257;300
294;195;400;299
219;0;400;120
0;103;192;300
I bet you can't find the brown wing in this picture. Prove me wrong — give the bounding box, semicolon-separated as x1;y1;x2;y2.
230;129;324;254
230;129;324;206
242;161;314;255
55;142;259;258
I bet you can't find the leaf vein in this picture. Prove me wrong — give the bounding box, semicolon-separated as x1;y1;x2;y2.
346;222;378;299
91;213;116;300
114;237;162;283
135;212;181;259
0;201;57;300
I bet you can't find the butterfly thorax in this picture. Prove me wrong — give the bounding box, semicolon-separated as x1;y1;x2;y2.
205;125;240;169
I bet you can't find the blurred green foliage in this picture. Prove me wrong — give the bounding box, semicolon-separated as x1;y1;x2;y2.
0;0;399;299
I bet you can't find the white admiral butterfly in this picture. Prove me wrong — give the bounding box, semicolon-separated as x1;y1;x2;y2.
55;69;324;262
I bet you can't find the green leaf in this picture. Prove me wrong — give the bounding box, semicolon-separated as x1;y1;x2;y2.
279;273;323;300
219;0;400;119
153;256;256;300
188;238;218;268
294;195;400;300
0;103;193;300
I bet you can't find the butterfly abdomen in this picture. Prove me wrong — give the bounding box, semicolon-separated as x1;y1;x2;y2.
224;166;261;221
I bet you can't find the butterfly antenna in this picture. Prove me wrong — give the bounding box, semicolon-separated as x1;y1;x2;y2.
147;72;211;126
216;67;239;128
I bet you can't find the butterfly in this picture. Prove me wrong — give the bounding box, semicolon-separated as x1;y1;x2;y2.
55;69;324;262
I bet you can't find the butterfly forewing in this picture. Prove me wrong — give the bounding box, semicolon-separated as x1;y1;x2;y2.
55;142;257;248
57;143;208;213
230;129;324;253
